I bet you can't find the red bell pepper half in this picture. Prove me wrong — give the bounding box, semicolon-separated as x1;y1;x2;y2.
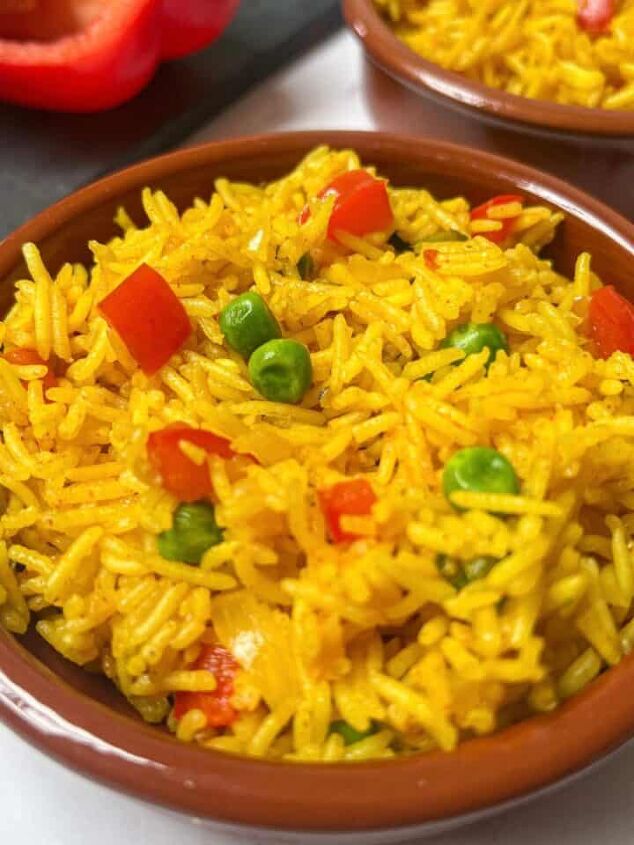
0;0;239;112
173;644;239;728
99;264;191;376
577;0;615;34
318;478;377;544
470;195;524;245
588;286;634;359
300;170;394;244
162;0;240;60
147;423;238;502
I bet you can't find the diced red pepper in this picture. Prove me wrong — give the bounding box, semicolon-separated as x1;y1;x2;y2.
173;644;239;728
423;249;440;270
470;195;524;245
577;0;615;34
99;264;191;376
5;347;57;393
147;423;237;502
588;286;634;359
300;170;394;244
318;478;377;544
0;0;238;113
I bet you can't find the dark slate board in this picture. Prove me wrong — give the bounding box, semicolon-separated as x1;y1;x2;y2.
0;0;342;238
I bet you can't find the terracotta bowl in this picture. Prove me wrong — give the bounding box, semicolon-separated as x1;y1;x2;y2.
343;0;634;140
1;132;634;842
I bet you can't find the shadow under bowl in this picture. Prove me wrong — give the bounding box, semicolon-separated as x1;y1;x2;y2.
1;131;634;842
343;0;634;140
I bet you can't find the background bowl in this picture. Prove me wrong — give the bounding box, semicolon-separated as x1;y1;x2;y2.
1;131;634;842
343;0;634;139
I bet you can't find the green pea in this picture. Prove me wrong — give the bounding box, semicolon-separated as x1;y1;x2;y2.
219;291;281;360
464;556;498;582
440;322;508;368
419;321;506;383
388;232;411;254
436;553;468;590
297;252;315;280
329;719;379;746
437;553;499;590
158;501;223;565
248;338;312;404
443;446;519;509
418;230;468;244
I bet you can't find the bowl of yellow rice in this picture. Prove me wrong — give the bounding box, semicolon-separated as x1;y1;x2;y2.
1;131;634;839
344;0;634;138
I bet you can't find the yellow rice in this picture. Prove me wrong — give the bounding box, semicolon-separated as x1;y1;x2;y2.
375;0;634;110
1;145;633;762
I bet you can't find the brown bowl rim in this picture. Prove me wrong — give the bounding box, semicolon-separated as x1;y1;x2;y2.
343;0;634;138
1;131;634;833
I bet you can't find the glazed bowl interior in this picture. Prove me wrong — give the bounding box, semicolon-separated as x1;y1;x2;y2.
343;0;634;139
1;132;634;838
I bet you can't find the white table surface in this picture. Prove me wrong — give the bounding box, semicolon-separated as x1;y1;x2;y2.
2;29;633;844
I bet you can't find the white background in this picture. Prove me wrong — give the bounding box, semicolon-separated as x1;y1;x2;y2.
2;30;633;844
